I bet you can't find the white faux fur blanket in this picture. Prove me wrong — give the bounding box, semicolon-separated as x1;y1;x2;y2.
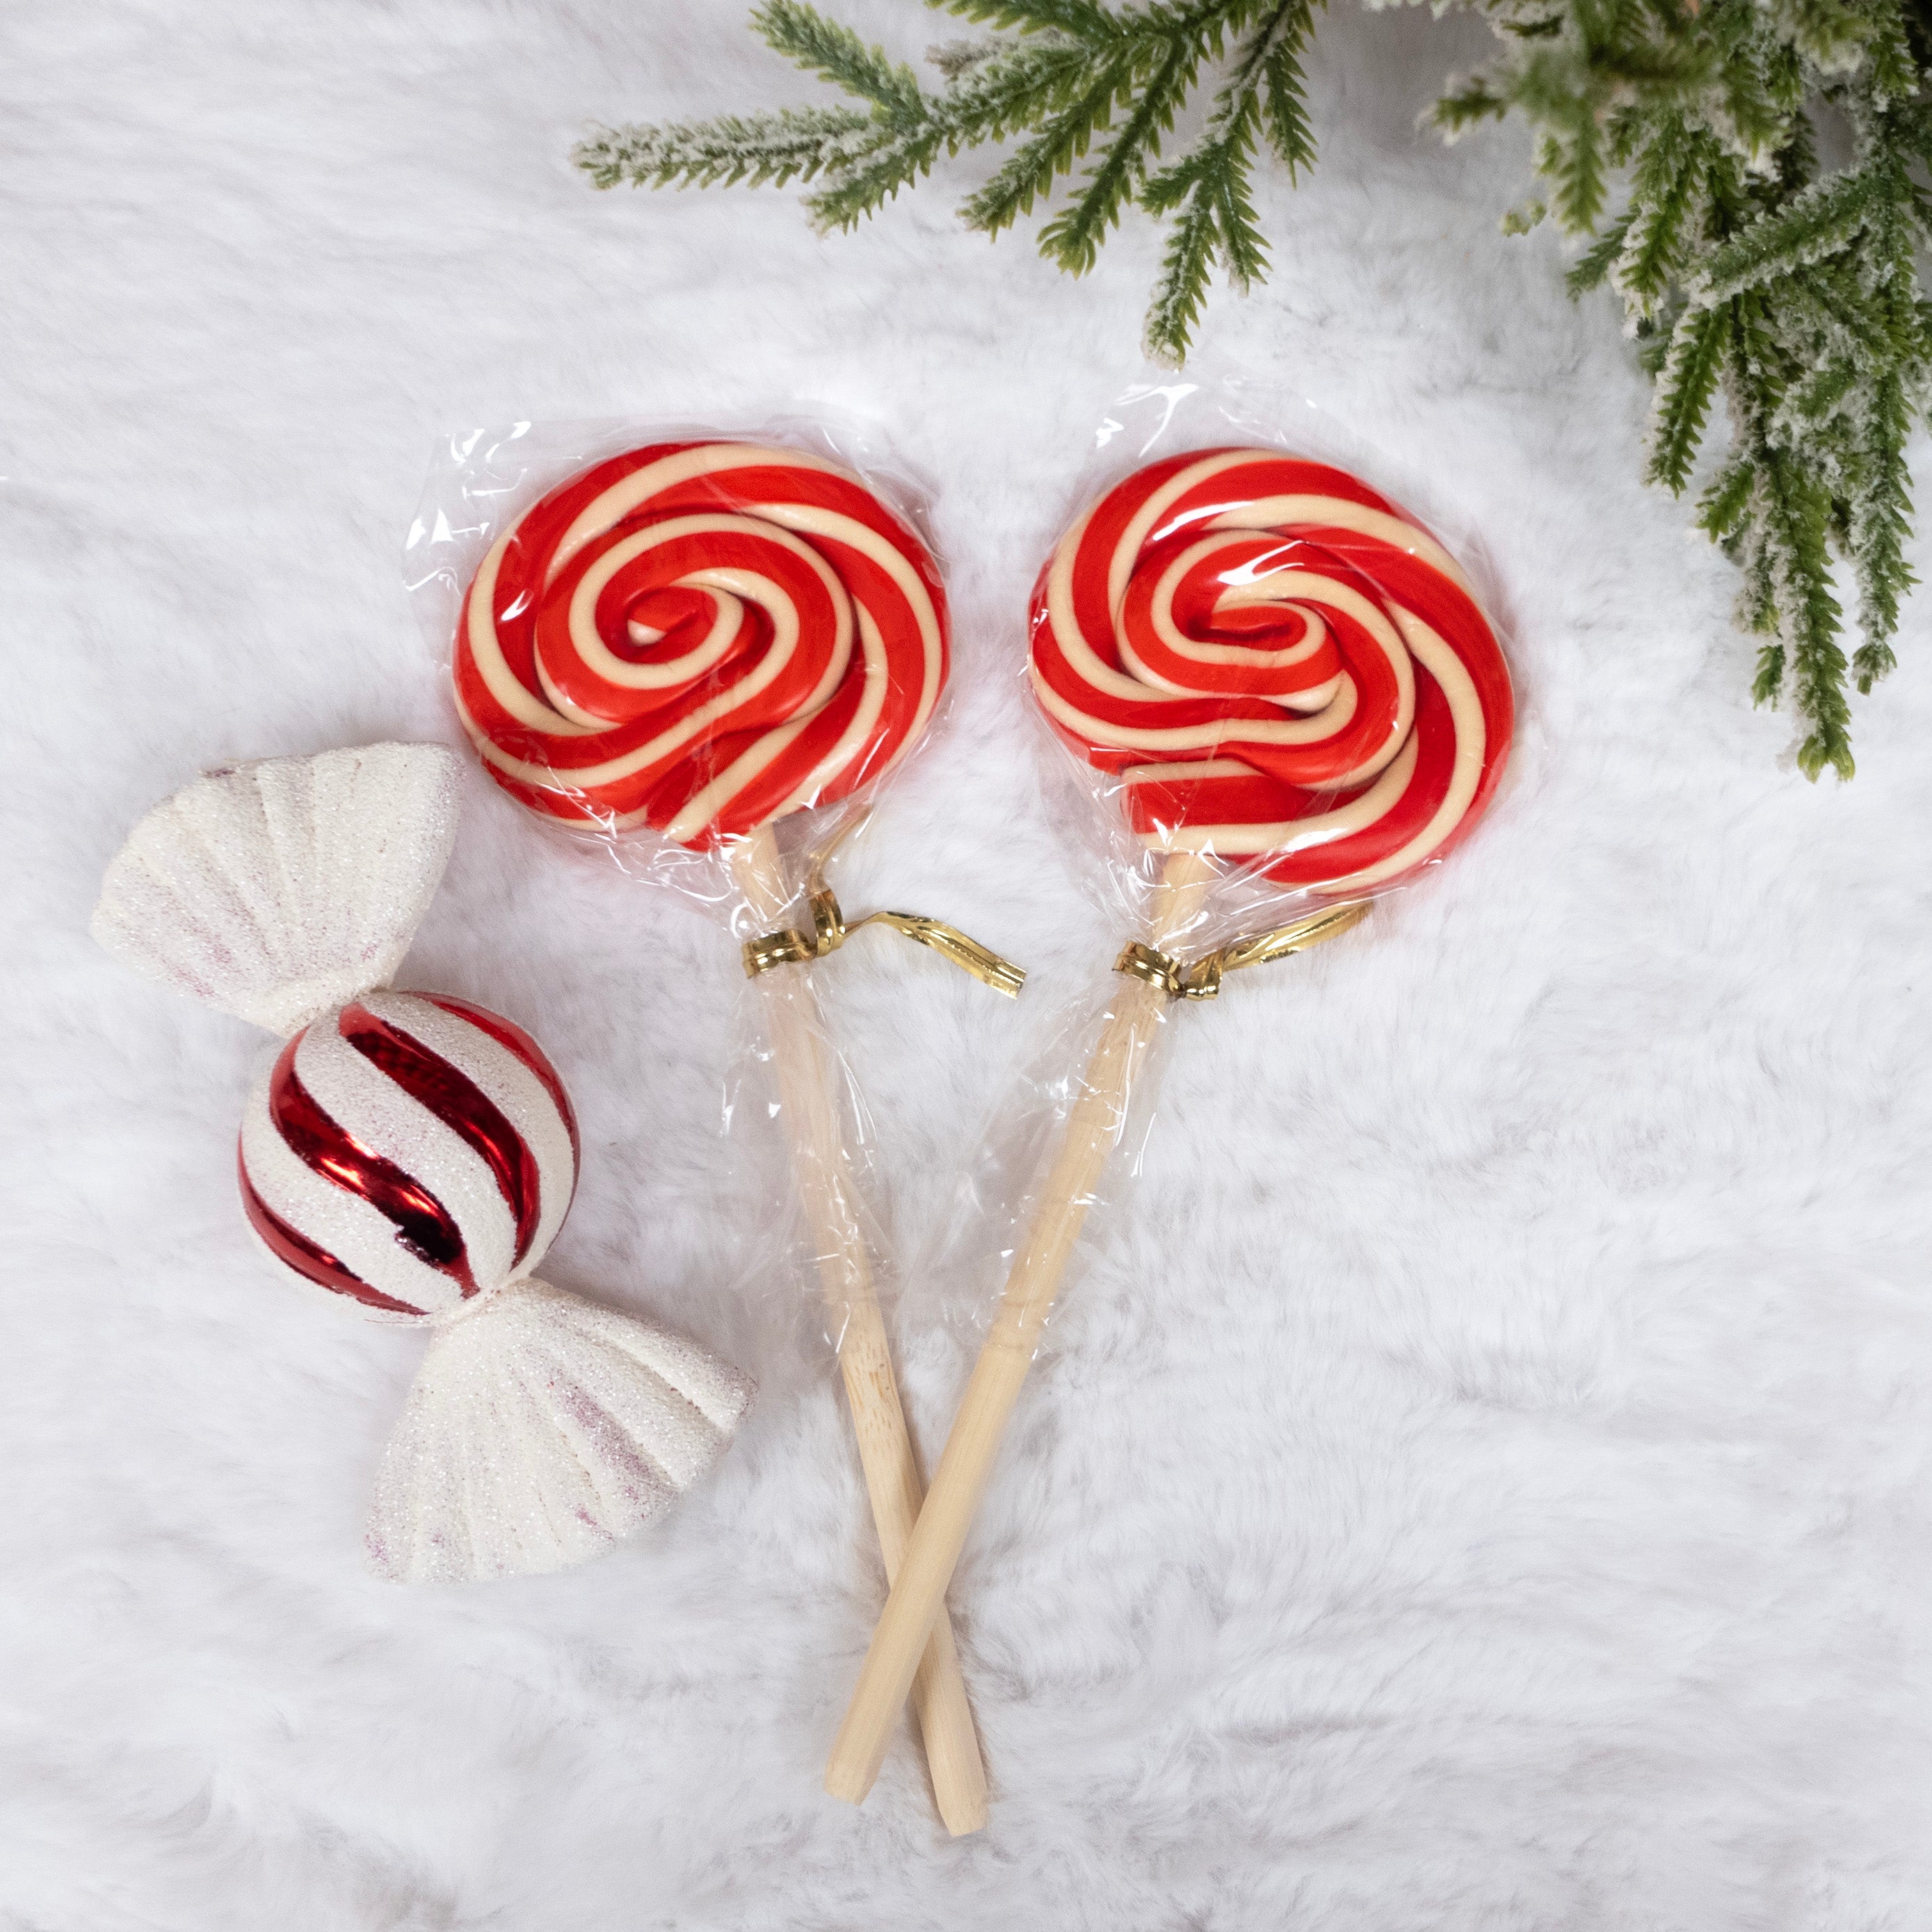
6;1;1930;1925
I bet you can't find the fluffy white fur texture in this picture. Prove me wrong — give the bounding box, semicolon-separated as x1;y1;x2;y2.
6;1;1931;1925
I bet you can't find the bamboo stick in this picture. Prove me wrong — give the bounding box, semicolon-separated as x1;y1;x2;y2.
824;851;1217;1808
734;823;988;1836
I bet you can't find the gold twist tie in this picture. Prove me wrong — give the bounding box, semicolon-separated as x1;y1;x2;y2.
743;886;1027;998
1115;899;1373;1000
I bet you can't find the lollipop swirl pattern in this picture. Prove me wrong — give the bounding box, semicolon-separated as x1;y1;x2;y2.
455;442;949;846
1030;448;1513;891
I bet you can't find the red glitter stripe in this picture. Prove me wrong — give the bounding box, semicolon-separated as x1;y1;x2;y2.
420;995;579;1163
264;1034;477;1296
237;1145;428;1317
339;1001;543;1267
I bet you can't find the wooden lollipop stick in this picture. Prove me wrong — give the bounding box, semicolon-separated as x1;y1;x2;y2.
824;850;1218;1808
734;823;988;1837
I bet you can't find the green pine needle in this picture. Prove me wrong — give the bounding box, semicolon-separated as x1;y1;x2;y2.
1143;179;1223;361
1038;35;1199;271
1698;458;1756;540
1565;210;1632;293
573;106;879;191
755;1;926;118
1258;1;1318;173
960;49;1137;234
1141;0;1313;352
933;0;1120;38
1646;301;1731;492
1696;167;1881;303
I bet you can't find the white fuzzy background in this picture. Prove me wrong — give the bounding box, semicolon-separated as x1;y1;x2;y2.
7;1;1932;1926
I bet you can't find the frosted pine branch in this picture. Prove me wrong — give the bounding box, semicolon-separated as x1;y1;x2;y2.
572;0;1932;776
574;108;880;192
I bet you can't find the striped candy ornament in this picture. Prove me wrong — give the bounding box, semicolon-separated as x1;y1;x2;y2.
1030;448;1513;892
239;990;579;1321
91;744;753;1584
453;440;949;845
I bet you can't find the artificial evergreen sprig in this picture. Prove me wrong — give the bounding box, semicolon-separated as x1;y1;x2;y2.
1444;0;1932;777
575;0;1932;778
574;0;1322;362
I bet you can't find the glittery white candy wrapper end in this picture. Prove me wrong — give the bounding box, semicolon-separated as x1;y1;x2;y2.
365;1278;755;1584
90;743;461;1037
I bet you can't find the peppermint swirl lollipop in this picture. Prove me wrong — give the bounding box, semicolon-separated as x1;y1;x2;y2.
446;437;987;1831
826;450;1515;1808
453;441;948;846
1030;448;1513;890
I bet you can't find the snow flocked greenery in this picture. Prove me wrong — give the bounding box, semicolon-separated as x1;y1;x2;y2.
576;0;1932;779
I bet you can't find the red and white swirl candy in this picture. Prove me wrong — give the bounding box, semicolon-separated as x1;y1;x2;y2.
1030;449;1513;892
454;441;949;845
240;990;579;1321
91;743;753;1584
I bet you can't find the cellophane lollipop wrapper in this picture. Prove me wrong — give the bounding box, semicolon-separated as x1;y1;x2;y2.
403;417;1005;1355
935;376;1522;1355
